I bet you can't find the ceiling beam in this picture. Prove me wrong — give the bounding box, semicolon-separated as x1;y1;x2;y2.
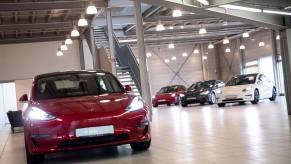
208;0;243;7
0;0;107;12
0;35;68;44
0;22;73;31
141;0;285;29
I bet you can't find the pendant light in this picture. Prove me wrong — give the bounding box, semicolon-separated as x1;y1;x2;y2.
71;26;80;37
56;48;64;56
86;2;98;15
78;14;88;27
65;35;73;45
208;43;214;49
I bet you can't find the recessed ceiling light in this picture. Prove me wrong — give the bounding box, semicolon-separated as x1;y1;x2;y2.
156;22;165;31
182;52;188;57
203;56;208;60
171;56;177;60
259;42;265;47
165;59;170;63
146;52;152;57
169;26;174;30
240;45;246;50
180;25;184;29
208;43;214;49
225;48;231;53
242;32;250;38
276;35;280;40
168;43;175;49
223;38;230;44
199;28;207;34
194;49;199;54
172;9;182;17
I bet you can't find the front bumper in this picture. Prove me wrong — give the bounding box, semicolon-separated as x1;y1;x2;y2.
152;97;176;105
181;94;210;104
24;110;151;154
217;92;253;103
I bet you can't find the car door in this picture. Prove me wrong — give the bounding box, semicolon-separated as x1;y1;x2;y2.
257;74;269;99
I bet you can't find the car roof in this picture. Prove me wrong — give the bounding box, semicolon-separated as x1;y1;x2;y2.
35;70;109;80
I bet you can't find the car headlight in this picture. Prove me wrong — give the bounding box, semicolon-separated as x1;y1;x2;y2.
242;86;252;92
126;97;144;112
171;93;176;97
180;94;185;97
216;89;222;94
29;107;55;121
152;95;156;99
200;91;210;95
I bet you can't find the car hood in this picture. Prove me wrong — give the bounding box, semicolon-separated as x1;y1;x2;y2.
184;88;208;96
34;93;134;116
222;85;253;93
155;92;174;99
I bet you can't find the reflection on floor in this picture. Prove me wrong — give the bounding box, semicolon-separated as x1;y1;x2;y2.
0;98;291;164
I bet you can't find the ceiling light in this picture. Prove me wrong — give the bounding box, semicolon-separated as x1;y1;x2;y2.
276;35;280;40
171;56;177;60
182;52;188;57
180;25;184;29
220;5;262;12
61;42;68;51
169;26;174;30
165;59;170;63
78;15;88;27
156;22;165;31
173;9;182;17
259;42;265;47
71;26;80;37
146;52;152;57
203;56;208;60
86;5;98;15
263;9;291;16
285;6;291;10
208;43;214;49
225;48;231;53
194;49;199;54
196;0;209;5
56;48;63;56
240;45;246;50
168;43;175;49
199;28;207;34
242;32;250;38
222;21;228;26
65;35;73;45
223;38;230;44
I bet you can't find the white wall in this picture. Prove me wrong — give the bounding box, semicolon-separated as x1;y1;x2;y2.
0;40;81;81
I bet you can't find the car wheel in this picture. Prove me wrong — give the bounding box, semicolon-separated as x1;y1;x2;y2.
209;92;216;104
251;89;260;104
239;101;246;105
153;104;158;107
218;103;226;107
175;96;180;105
25;140;44;164
167;103;171;106
200;101;205;105
130;139;151;151
181;102;188;107
269;87;277;101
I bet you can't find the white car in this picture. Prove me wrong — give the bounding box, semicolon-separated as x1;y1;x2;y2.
217;73;277;107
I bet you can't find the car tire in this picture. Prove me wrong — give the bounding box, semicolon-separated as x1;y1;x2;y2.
251;89;260;104
200;101;205;105
208;92;216;104
25;140;44;164
175;96;180;105
167;103;171;106
181;102;188;107
269;87;277;101
130;139;151;151
218;103;226;107
239;101;246;105
153;104;158;107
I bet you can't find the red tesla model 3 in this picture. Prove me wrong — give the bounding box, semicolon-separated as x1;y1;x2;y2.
152;85;186;107
20;71;151;164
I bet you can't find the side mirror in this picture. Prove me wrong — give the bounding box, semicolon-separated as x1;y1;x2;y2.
19;94;28;102
124;85;132;93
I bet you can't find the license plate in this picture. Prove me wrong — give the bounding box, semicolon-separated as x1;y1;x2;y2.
76;125;114;137
187;97;196;100
225;95;237;99
158;99;166;102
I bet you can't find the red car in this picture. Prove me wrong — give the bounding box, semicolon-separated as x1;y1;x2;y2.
20;71;151;164
152;85;186;107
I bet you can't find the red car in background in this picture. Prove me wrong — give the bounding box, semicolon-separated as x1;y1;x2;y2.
152;85;186;107
20;71;151;164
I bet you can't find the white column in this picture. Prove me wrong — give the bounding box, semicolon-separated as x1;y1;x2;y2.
133;0;152;117
106;7;117;75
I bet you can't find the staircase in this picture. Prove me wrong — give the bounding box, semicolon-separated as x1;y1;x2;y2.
93;27;140;96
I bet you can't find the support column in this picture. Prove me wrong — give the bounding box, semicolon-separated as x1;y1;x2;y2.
200;44;206;81
90;27;100;70
270;30;280;94
106;7;117;75
79;35;85;70
133;0;152;118
280;29;291;115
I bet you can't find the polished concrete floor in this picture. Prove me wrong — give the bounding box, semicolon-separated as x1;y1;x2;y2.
0;98;291;164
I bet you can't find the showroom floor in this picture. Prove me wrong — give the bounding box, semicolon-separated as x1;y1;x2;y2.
0;98;291;164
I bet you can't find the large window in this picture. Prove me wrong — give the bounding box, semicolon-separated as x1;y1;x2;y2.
244;60;259;74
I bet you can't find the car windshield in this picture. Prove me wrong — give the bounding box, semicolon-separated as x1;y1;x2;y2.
35;73;123;100
226;74;257;86
188;81;214;90
159;86;177;93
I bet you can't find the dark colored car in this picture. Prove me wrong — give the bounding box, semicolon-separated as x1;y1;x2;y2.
152;85;186;107
20;71;151;164
180;80;225;107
